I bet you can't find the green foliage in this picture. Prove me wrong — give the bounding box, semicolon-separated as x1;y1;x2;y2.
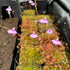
23;9;35;16
20;46;43;65
16;37;43;70
17;65;40;70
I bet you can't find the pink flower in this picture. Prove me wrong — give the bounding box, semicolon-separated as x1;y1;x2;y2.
52;39;61;45
39;19;48;24
31;3;35;6
7;27;17;35
47;29;53;34
29;0;33;4
35;20;38;23
39;38;41;41
6;6;12;11
30;32;38;38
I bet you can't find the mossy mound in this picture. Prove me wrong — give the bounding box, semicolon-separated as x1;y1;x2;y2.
16;10;69;70
23;10;35;16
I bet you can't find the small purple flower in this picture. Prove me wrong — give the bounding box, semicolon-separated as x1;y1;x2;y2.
6;6;12;11
39;38;41;41
39;18;48;24
31;2;35;6
30;32;38;38
7;27;17;34
52;39;61;45
29;0;33;4
47;29;53;34
35;20;38;23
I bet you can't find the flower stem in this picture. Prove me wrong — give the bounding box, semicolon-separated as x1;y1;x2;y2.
0;25;10;30
35;0;38;15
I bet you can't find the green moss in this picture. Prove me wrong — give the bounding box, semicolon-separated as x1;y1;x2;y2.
23;9;35;16
16;65;40;70
16;46;43;70
17;10;69;70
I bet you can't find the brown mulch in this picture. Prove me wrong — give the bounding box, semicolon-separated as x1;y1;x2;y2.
0;18;19;70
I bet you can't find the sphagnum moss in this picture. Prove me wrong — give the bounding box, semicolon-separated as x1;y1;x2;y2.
16;10;69;70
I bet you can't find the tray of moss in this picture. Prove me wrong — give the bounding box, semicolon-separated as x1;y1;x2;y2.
16;10;70;70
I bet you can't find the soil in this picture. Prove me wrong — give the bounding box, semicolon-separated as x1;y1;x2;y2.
0;18;19;70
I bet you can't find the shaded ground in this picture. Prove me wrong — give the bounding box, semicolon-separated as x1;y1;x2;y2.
0;18;19;70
